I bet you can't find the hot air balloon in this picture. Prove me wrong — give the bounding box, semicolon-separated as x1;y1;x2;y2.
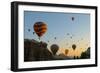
66;43;68;45
72;34;74;36
65;49;69;55
54;37;57;40
50;44;59;55
72;44;76;50
48;40;49;43
67;33;70;35
70;36;72;39
28;29;30;32
33;32;35;35
72;17;74;21
33;22;47;40
81;38;83;40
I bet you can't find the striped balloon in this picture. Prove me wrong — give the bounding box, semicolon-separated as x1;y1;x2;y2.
33;22;47;38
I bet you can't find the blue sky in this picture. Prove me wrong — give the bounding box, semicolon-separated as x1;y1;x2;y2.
24;11;90;56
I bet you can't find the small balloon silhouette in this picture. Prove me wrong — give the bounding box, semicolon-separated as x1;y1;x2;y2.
54;37;57;40
50;44;59;55
70;36;72;39
81;38;83;40
48;40;49;43
72;17;74;21
67;33;70;35
65;49;69;55
72;44;76;50
66;43;68;45
28;29;30;32
33;32;35;35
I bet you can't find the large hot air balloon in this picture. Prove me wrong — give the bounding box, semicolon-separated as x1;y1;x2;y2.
72;44;76;50
33;22;47;39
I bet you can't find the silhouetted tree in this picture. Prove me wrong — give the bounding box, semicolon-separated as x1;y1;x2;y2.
76;56;79;59
80;52;87;59
80;47;90;59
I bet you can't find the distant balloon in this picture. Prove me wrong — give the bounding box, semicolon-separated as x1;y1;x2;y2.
72;44;76;50
28;29;30;32
65;49;69;55
72;17;74;21
66;43;68;45
72;34;74;37
81;38;83;40
50;44;59;55
70;36;72;39
67;33;70;35
33;22;47;39
80;48;82;49
48;40;49;43
33;32;35;35
54;37;57;40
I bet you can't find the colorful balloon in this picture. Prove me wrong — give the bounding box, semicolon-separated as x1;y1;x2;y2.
33;22;47;38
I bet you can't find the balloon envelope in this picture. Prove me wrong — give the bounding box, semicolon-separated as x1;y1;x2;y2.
50;44;59;55
28;29;30;32
65;49;69;55
54;37;57;40
72;44;76;50
33;22;47;38
72;17;74;21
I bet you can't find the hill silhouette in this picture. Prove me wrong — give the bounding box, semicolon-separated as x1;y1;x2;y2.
24;39;53;61
24;39;90;61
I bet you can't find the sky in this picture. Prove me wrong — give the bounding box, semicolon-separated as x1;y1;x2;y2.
24;11;90;57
